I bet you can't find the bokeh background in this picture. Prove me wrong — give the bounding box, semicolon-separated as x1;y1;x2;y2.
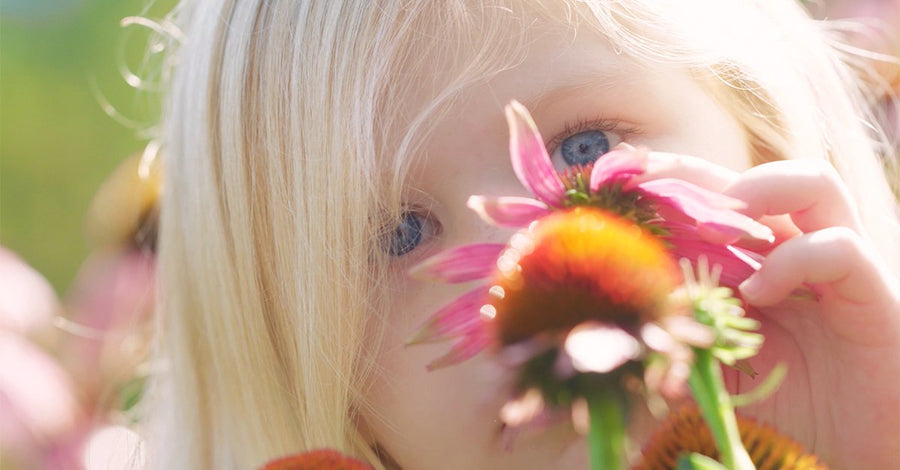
1;0;175;294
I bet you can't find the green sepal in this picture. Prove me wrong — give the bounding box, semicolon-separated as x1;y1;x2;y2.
676;453;729;470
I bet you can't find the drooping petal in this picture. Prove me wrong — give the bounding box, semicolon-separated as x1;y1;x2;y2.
664;224;762;289
408;243;503;283
658;316;715;349
0;333;83;454
0;247;60;335
467;195;551;228
407;287;490;345
426;329;492;371
720;246;764;287
588;143;647;191
499;388;545;428
638;178;774;243
83;425;146;470
563;322;642;373
505;101;566;207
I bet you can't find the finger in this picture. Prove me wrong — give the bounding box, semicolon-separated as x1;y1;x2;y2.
723;160;864;234
739;226;895;307
633;151;739;192
635;152;797;248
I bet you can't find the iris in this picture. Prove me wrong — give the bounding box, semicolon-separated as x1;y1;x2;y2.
560;129;609;166
387;211;424;257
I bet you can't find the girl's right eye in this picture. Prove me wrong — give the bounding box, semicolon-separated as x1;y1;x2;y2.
386;211;437;257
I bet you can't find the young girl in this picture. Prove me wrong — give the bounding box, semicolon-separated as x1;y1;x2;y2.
146;1;900;469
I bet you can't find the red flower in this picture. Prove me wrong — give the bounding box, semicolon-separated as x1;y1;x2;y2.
259;450;374;470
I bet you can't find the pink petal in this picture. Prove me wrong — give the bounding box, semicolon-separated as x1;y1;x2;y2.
665;226;762;289
505;101;566;207
640;322;679;354
408;243;503;283
499;389;545;428
82;425;145;470
638;178;774;243
407;287;490;345
426;329;491;371
467;195;551;228
563;322;641;373
658;317;715;348
0;247;60;335
588;143;647;191
66;250;156;331
0;334;83;453
61;250;156;392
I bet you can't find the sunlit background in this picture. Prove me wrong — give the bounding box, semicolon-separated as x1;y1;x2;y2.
1;0;175;294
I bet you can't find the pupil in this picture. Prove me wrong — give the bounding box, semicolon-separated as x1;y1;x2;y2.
560;130;610;166
388;212;423;256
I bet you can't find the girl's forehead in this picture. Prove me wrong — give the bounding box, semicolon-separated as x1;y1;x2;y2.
394;25;638;143
406;35;633;188
404;27;748;195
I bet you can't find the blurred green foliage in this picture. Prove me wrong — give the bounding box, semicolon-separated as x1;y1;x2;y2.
1;0;175;293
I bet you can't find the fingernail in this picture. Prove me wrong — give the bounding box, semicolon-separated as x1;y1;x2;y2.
739;273;763;299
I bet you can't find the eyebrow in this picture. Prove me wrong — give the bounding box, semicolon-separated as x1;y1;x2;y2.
520;67;631;116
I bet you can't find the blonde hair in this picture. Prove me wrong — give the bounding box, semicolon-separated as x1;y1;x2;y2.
147;1;899;468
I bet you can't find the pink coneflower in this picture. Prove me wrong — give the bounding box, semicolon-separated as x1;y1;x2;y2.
408;102;773;470
410;101;772;371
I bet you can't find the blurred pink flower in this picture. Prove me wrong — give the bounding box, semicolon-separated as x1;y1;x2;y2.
0;331;86;468
0;247;60;337
60;249;155;399
0;246;153;469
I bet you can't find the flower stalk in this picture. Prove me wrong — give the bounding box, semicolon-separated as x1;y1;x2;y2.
687;348;754;470
586;387;626;470
679;259;761;470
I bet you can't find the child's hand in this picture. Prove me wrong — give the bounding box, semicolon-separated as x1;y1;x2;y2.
641;156;900;470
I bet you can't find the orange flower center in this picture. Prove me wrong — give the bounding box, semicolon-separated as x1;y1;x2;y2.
635;406;826;470
489;207;679;345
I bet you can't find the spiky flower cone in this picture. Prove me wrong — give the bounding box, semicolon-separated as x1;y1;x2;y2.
485;208;711;470
634;406;826;470
490;207;679;345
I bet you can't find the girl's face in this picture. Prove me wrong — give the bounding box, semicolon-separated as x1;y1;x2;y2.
363;29;750;470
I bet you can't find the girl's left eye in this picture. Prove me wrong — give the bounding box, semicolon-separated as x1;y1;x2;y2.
549;128;623;170
385;210;439;257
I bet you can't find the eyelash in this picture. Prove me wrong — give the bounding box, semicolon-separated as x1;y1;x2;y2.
544;117;640;154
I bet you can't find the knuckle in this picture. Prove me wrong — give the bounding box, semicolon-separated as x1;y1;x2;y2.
815;226;862;258
807;160;843;188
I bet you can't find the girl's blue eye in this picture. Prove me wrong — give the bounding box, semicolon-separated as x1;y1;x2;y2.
559;129;610;166
387;211;433;257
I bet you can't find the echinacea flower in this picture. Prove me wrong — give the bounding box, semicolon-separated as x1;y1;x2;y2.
486;208;714;402
634;406;826;470
410;101;772;371
408;101;774;469
258;450;374;470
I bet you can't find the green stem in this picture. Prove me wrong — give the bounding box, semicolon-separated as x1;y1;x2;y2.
586;388;626;470
688;349;756;470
